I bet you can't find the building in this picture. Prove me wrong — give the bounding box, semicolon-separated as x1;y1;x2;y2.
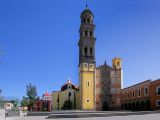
32;100;43;112
50;5;122;111
4;103;13;110
0;96;19;109
95;58;122;110
121;79;160;111
78;6;96;110
110;58;122;110
96;61;111;111
32;92;52;112
42;92;52;111
52;80;79;110
77;6;123;110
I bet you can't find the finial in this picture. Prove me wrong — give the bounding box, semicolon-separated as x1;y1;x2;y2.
86;2;88;9
67;78;71;83
104;60;107;65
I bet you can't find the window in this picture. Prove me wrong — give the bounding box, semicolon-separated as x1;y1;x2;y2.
127;92;130;99
84;63;88;67
85;30;88;36
86;99;90;103
87;81;90;87
138;89;141;97
117;61;120;66
84;47;87;56
111;78;116;84
87;18;90;23
122;94;125;99
83;19;86;23
132;91;135;98
68;92;71;97
144;87;148;95
111;88;115;94
90;31;93;36
116;88;120;93
157;100;160;106
157;86;160;95
89;64;93;67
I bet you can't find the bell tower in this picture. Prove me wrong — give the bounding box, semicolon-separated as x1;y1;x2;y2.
78;5;96;110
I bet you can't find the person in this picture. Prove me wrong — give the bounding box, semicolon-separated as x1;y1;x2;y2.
5;110;8;118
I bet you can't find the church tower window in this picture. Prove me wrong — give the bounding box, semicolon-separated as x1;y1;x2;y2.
84;47;88;56
87;81;90;87
85;30;88;36
90;31;93;36
83;19;86;23
87;18;90;23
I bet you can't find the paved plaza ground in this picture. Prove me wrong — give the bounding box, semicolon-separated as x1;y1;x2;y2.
1;109;160;120
1;113;160;120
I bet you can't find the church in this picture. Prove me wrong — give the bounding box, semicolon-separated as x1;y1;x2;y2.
52;6;123;111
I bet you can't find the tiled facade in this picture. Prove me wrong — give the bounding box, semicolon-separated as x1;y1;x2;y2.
121;79;160;111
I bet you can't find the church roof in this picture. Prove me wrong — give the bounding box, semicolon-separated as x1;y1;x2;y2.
43;91;51;97
81;7;94;17
61;80;79;91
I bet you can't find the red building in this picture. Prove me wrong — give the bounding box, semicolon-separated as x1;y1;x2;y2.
121;79;160;111
32;92;52;112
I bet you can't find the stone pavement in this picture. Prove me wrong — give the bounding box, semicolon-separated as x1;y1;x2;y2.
1;113;160;120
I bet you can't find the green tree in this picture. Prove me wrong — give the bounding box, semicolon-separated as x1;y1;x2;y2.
62;100;73;110
21;96;29;107
11;99;19;108
26;83;37;111
26;83;37;100
21;83;37;111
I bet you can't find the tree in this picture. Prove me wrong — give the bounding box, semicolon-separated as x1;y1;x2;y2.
26;83;37;111
21;83;38;111
21;96;29;107
26;83;37;100
62;100;73;110
11;99;19;108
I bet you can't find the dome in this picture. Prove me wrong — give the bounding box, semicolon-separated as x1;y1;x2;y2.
61;80;79;91
43;91;51;97
81;8;94;18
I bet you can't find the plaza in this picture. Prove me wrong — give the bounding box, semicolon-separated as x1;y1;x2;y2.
1;112;160;120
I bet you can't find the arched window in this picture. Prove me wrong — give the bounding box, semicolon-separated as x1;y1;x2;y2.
83;19;86;23
90;31;93;36
90;47;93;56
87;18;90;23
87;81;90;87
85;30;88;36
84;47;87;56
117;61;120;66
68;92;71;97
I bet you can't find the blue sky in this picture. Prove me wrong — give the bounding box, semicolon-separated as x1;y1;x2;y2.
0;0;160;98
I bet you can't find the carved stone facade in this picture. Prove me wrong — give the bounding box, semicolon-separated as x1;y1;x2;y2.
95;58;122;110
